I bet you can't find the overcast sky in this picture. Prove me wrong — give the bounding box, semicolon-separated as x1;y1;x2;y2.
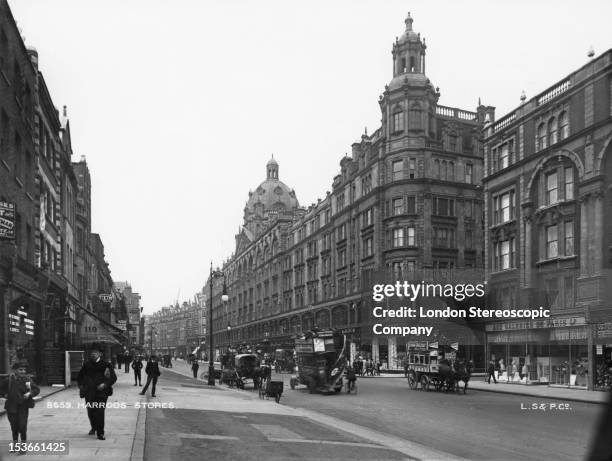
9;0;612;314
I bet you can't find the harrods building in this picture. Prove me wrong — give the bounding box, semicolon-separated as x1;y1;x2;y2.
207;14;488;370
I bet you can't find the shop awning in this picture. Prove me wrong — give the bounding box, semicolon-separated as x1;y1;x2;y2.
77;308;127;347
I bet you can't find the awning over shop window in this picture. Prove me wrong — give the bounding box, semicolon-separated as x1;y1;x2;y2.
77;308;126;347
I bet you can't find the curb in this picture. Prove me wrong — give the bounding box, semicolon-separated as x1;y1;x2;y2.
468;384;605;404
0;385;71;418
130;396;147;461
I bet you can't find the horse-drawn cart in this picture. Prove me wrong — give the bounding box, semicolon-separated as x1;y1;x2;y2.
405;341;471;393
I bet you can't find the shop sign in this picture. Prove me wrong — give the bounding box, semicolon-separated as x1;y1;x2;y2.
488;330;547;343
548;327;588;341
407;341;428;349
595;323;612;340
340;328;355;334
0;201;15;240
485;316;586;332
98;293;113;303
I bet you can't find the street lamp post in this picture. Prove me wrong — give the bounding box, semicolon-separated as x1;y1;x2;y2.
227;324;232;351
149;326;157;357
208;262;228;386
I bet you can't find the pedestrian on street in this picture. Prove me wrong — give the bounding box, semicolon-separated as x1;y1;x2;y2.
0;361;40;445
346;364;357;393
487;359;497;384
124;352;132;373
191;359;199;379
116;353;123;370
132;356;143;386
139;355;161;397
77;344;117;440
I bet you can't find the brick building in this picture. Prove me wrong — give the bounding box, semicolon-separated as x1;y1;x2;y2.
483;49;612;389
209;14;487;369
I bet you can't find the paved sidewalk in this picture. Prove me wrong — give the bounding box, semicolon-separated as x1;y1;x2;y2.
0;367;144;460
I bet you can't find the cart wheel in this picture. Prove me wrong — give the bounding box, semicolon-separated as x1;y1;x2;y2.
275;393;281;403
408;371;417;390
420;374;430;392
289;378;296;390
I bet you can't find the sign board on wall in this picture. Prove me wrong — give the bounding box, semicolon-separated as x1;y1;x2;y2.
0;201;16;240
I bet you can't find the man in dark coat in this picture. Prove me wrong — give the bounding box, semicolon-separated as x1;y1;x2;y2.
132;356;143;386
191;359;199;379
77;344;117;440
487;359;497;384
139;355;161;397
0;362;40;443
124;351;132;373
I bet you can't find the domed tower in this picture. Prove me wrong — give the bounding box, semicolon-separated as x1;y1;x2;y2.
242;157;299;238
381;13;439;142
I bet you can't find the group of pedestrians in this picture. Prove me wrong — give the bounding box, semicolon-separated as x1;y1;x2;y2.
0;344;167;447
353;358;381;377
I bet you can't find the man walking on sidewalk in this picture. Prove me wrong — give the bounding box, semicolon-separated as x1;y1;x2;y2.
77;344;117;440
487;359;497;384
124;351;132;373
132;356;143;386
191;359;199;379
139;355;161;397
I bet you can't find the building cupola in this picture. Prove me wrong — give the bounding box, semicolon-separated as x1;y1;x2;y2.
267;155;279;180
392;12;427;77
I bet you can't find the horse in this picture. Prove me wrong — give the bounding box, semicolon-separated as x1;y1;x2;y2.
452;359;474;394
437;358;457;392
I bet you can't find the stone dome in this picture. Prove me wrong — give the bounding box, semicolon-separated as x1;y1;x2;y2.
387;72;433;92
244;157;299;215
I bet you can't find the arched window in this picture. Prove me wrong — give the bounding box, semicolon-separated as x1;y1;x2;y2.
548;117;558;145
409;103;421;130
559;111;569;140
537;123;547;150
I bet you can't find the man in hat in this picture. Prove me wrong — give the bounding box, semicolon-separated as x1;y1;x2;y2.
0;362;40;445
77;344;117;440
139;355;161;397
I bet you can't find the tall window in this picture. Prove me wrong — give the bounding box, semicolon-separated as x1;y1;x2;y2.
546;172;558;205
409;104;421;129
363;237;373;257
548;117;558;145
409;158;416;178
559;111;569;140
393;198;403;216
434;159;440;179
564;167;573;200
336;193;345;212
537;123;547;150
392;228;405;247
336;224;346;241
392;111;404;133
546;224;558;258
337;249;346;267
362;208;373;226
465;163;473;184
392;160;403;181
564;221;574;255
500;143;509;169
406;196;416;214
494;191;515;223
407;227;415;246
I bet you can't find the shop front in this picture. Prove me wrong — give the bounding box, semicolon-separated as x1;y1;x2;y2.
486;316;589;387
594;322;612;391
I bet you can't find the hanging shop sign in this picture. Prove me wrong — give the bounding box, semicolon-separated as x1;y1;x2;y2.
98;293;113;303
0;201;16;240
